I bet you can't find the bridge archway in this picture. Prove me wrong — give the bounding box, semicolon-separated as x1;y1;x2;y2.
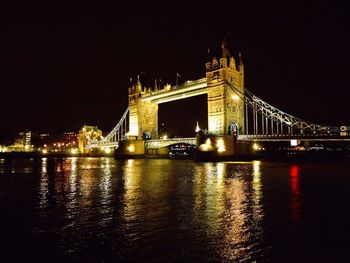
228;122;239;135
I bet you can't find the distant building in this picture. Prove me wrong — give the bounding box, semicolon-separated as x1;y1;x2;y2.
78;126;103;153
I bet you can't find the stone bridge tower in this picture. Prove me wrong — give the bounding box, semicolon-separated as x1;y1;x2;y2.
128;76;158;140
206;41;245;135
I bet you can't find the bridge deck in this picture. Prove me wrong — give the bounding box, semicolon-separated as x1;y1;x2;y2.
140;78;207;104
238;134;350;141
145;138;196;149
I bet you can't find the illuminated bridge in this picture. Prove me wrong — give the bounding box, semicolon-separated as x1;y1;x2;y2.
86;42;350;154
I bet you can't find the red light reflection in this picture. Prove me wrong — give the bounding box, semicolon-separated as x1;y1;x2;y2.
290;165;300;222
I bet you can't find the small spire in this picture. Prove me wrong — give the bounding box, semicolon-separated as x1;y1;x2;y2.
239;52;243;66
136;74;142;92
154;79;158;91
222;38;231;59
207;47;211;61
195;121;201;133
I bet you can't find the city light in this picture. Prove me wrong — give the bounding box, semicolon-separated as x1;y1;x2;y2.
42;149;48;154
104;147;112;154
127;144;135;152
216;138;225;152
253;143;259;150
290;139;298;146
231;94;239;101
206;138;211;145
71;148;78;154
198;138;213;152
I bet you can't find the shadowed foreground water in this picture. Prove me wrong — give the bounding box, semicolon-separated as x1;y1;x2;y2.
0;157;350;262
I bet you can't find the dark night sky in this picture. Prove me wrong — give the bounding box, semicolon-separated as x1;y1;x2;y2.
2;0;350;136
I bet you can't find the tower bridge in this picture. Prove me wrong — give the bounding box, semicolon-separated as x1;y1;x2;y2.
85;41;350;157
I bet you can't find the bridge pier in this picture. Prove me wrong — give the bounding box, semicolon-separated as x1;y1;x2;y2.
115;140;145;158
114;135;257;160
195;133;255;160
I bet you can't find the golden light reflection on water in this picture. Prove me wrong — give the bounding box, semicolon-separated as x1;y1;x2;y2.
193;163;225;234
99;158;112;194
123;160;266;261
191;161;265;261
221;168;249;261
37;158;265;261
39;158;48;208
69;157;78;194
66;157;78;220
123;159;143;224
98;158;113;222
0;159;4;174
252;161;263;221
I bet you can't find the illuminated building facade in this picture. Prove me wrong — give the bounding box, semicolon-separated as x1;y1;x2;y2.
206;47;245;135
128;76;159;140
78;125;103;153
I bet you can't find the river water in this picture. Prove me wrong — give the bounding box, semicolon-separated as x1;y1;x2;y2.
0;157;349;262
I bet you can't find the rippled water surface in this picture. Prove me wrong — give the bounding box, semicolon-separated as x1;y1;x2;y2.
1;157;350;262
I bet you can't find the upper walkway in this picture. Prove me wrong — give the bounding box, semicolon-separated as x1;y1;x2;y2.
140;78;207;104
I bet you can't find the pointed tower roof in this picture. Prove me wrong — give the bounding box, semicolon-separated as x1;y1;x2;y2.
154;79;159;91
195;121;201;133
238;52;244;66
136;74;142;92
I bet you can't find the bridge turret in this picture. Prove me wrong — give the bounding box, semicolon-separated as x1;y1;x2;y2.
230;57;236;71
220;57;228;68
212;57;219;70
128;74;159;140
238;52;244;74
206;62;212;72
238;52;244;88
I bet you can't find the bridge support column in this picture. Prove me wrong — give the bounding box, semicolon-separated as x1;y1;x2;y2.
137;101;158;140
114;140;145;158
206;53;245;136
196;133;254;160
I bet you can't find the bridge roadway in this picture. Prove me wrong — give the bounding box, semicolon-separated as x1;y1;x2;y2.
145;138;196;149
238;134;350;142
140;78;207;104
146;134;350;149
87;134;350;151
